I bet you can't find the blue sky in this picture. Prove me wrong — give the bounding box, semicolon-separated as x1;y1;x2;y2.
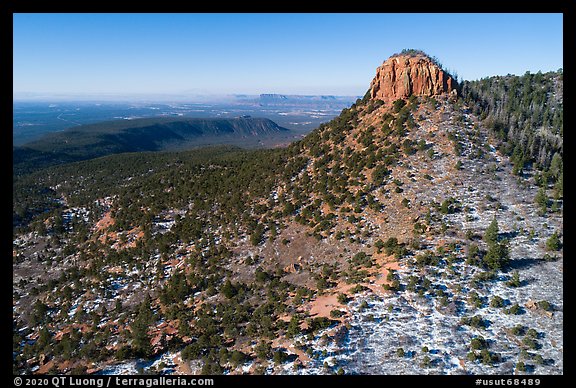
13;13;563;98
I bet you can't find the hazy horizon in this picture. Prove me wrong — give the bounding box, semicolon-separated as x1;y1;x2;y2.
12;91;363;103
14;13;563;99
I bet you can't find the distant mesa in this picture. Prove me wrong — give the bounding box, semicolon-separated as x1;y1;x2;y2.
260;94;288;101
257;94;347;105
369;50;458;103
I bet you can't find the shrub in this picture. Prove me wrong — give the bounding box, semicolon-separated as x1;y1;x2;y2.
308;317;333;332
372;165;391;184
255;267;269;283
351;284;368;293
546;232;561;251
537;300;552;311
522;336;539;350
471;271;496;286
330;309;345;318
382;237;407;258
505;303;522;315
384;237;398;253
255;340;272;360
374;239;384;253
402;139;416;155
506;271;521;288
534;354;545;366
221;279;237;299
417;139;427;151
383;281;400;292
490;295;504;308
349;251;374;268
337;293;349;304
286;316;301;338
393;99;406;113
468;291;484;308
421;355;431;368
250;224;265;246
543;253;558;262
460;315;487;329
516;361;526;372
115;345;132;360
526;328;539;339
406;276;418;292
511;324;525;336
480;349;500;365
230;350;247;366
413;222;426;235
470;336;487;350
273;349;288;364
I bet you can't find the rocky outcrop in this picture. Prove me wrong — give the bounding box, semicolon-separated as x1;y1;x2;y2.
283;263;302;273
525;299;554;318
369;53;457;102
284;256;303;273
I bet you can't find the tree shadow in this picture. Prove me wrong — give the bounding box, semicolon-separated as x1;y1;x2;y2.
285;353;299;363
499;230;519;240
506;257;542;270
544;358;556;366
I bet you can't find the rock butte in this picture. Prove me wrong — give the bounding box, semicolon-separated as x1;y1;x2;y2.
369;53;458;102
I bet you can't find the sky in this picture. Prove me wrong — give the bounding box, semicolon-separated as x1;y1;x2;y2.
13;13;563;99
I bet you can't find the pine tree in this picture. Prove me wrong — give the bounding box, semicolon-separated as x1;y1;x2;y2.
554;173;563;198
535;187;548;214
483;240;509;270
546;232;561;251
484;217;499;245
507;271;521;288
286;315;301;338
131;295;154;357
221;279;237;299
550;153;563;179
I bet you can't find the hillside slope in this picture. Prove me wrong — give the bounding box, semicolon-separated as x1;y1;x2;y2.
12;51;563;375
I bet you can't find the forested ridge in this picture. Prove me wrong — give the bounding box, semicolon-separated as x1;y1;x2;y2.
13;117;289;175
461;70;563;187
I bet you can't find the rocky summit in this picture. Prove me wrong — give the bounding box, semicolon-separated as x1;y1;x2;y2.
369;52;458;102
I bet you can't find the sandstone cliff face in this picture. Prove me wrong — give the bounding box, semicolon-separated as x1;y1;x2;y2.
369;54;457;102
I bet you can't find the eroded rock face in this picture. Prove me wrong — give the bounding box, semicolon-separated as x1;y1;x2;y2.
369;54;457;102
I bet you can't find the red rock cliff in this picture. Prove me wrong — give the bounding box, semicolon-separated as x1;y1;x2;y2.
369;54;457;102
